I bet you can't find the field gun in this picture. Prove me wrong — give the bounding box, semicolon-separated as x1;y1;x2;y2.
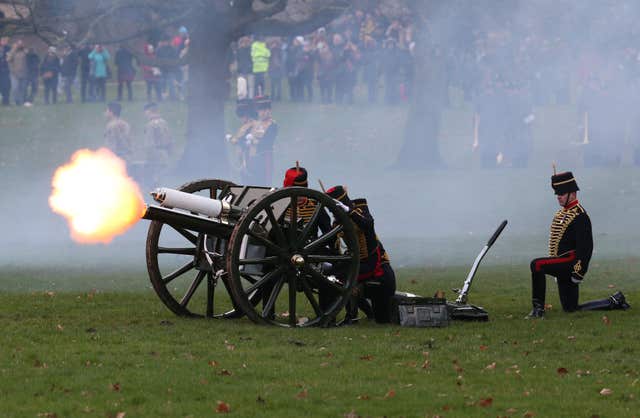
141;179;360;328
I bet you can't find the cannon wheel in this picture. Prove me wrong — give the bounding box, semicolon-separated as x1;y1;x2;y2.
227;187;360;327
146;178;243;318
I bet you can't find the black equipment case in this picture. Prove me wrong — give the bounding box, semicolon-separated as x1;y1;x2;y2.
391;293;450;327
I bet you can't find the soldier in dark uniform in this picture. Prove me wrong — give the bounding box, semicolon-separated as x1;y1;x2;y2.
326;185;396;323
527;171;630;318
282;165;330;232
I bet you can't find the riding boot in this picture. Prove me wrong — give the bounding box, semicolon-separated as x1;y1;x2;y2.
579;291;630;311
525;300;545;319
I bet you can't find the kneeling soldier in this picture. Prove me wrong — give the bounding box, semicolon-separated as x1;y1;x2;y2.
527;170;630;318
327;186;396;323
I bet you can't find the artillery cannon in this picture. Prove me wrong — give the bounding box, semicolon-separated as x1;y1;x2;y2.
142;179;360;327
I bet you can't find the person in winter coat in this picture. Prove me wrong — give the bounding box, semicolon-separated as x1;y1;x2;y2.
88;44;110;102
40;46;61;104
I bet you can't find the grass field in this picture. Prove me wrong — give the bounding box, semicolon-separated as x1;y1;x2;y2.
1;83;640;417
1;264;638;417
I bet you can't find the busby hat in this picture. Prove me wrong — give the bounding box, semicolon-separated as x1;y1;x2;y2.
551;171;579;195
254;96;272;110
236;99;256;119
283;166;308;187
326;185;351;205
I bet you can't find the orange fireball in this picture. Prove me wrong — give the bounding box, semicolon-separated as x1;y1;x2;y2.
49;148;146;244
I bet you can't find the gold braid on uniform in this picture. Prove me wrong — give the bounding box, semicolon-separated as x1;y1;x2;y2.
548;204;585;257
285;199;318;223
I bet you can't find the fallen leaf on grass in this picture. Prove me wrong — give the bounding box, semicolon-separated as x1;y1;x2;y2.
523;411;536;417
477;397;493;407
295;389;308;399
608;284;616;289
567;335;576;341
56;324;64;331
37;413;57;418
320;362;330;367
442;405;451;411
343;410;360;418
384;389;396;399
479;345;489;351
208;360;219;367
357;394;370;400
218;369;232;376
111;383;120;392
33;360;48;368
256;396;265;404
226;344;236;351
359;355;373;361
215;401;230;413
485;362;497;370
116;413;126;418
557;367;569;376
602;316;611;326
452;359;464;373
506;407;517;414
422;359;431;369
45;291;56;297
599;388;613;396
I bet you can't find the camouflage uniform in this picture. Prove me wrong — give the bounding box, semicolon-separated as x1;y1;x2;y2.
104;117;132;161
144;115;172;184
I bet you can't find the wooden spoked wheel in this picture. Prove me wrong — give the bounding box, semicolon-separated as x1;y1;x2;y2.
226;187;360;327
145;178;242;318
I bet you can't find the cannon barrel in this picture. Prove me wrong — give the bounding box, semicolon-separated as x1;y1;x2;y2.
141;187;244;238
150;188;244;219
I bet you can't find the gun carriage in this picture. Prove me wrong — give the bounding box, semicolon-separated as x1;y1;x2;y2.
143;179;360;327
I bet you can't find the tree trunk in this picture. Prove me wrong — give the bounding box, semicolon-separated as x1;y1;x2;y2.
178;16;231;181
395;48;448;169
395;0;449;169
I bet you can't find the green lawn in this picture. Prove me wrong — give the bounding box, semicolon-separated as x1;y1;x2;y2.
1;263;638;417
1;83;640;417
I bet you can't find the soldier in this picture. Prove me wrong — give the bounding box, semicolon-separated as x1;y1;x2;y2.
104;101;132;161
282;164;330;231
143;102;172;185
245;96;278;186
226;99;256;182
527;171;630;319
326;185;396;323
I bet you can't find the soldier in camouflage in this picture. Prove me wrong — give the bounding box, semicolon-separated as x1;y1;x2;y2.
143;102;172;185
527;171;630;319
104;101;132;161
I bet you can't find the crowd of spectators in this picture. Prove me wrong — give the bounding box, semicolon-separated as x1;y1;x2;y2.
2;2;640;166
230;6;416;105
0;26;189;107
